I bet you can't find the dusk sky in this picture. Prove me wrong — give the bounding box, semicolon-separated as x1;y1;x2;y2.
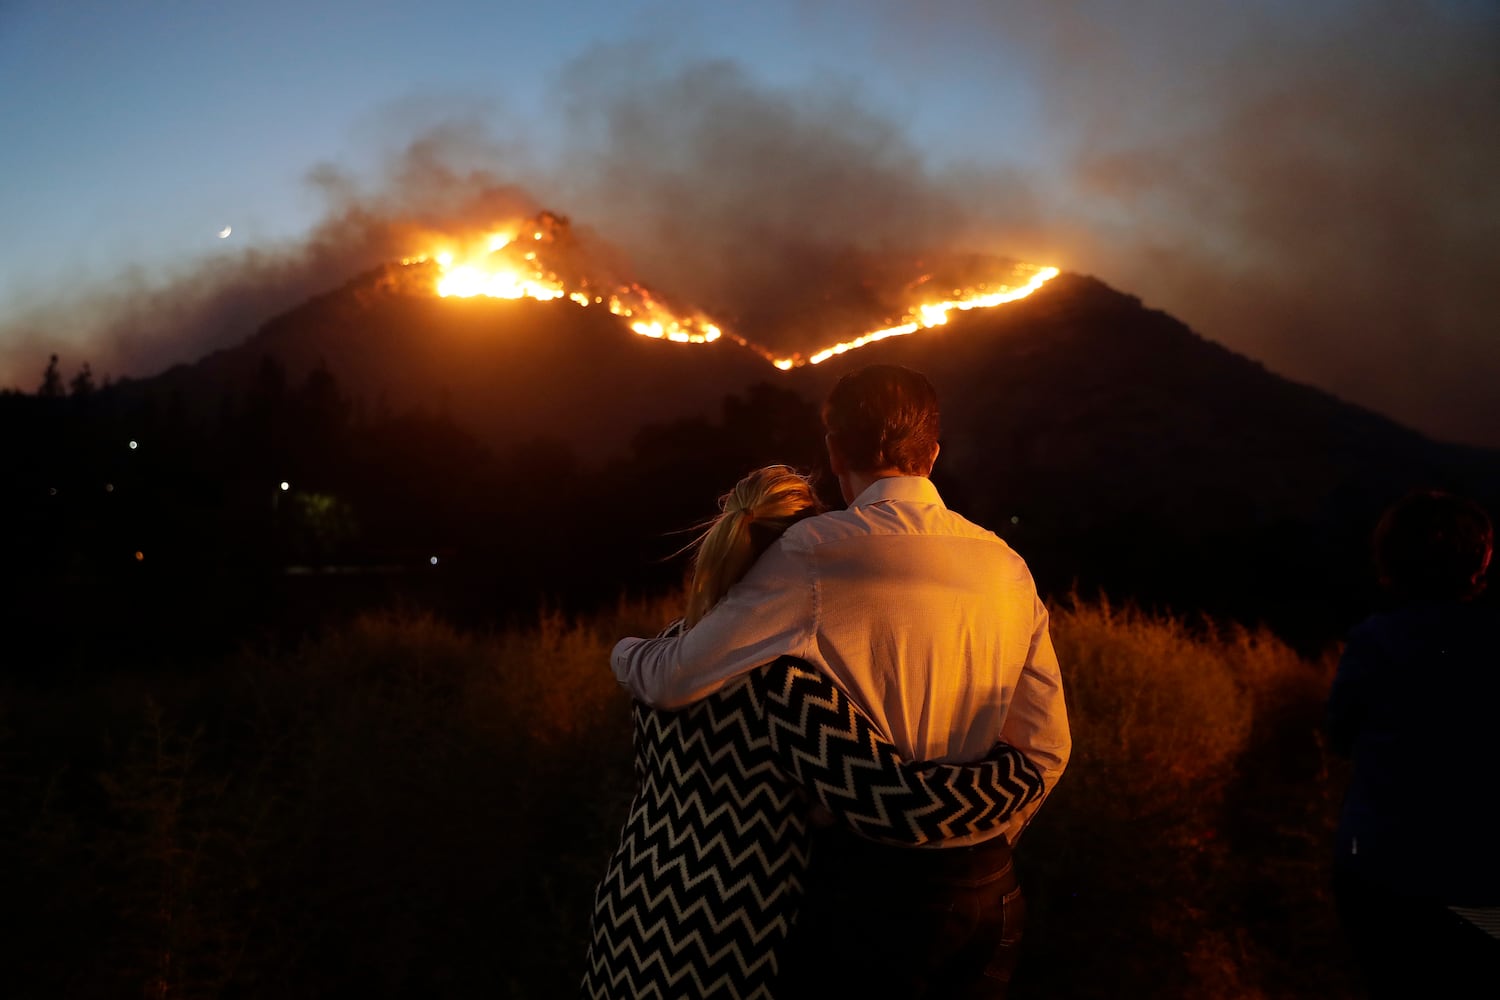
3;1;1497;445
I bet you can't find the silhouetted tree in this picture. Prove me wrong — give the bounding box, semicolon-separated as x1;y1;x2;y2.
69;363;94;398
239;356;290;467
247;356;287;413
720;382;826;473
38;355;63;398
297;364;349;440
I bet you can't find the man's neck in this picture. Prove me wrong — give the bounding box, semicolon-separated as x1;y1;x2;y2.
842;467;916;506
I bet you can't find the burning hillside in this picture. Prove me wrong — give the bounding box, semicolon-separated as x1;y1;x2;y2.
391;210;1058;370
398;211;726;347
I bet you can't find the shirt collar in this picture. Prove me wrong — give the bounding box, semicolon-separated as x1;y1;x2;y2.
849;476;946;509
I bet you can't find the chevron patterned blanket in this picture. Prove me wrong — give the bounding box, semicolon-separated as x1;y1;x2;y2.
581;653;1044;999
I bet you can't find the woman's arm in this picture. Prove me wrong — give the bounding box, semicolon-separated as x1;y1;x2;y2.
759;657;1046;847
612;543;816;708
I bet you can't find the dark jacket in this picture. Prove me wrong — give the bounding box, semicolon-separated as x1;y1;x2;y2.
1327;599;1500;904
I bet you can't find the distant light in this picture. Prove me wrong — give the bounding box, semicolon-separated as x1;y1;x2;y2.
128;440;138;450
48;487;57;496
429;556;439;566
1010;515;1021;525
280;481;290;491
134;551;144;561
105;483;114;493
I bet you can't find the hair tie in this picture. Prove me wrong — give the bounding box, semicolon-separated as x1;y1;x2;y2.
727;503;756;523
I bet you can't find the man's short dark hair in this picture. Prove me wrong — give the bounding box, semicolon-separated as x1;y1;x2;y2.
822;365;941;475
1374;490;1493;601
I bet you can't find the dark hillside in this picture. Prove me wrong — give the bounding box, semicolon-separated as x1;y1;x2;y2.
16;267;1500;655
796;274;1500;638
132;266;776;464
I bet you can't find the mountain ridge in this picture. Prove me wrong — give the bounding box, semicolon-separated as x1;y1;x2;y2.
81;263;1500;643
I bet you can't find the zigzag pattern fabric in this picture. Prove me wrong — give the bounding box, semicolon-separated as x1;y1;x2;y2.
582;651;1044;1000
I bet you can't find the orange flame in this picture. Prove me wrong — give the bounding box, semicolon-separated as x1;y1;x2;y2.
404;221;723;344
770;266;1060;369
404;218;1058;367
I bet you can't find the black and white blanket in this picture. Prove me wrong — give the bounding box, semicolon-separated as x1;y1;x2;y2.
581;651;1044;1000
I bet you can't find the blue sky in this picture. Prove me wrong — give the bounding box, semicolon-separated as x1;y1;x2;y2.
3;1;1498;444
0;1;1042;292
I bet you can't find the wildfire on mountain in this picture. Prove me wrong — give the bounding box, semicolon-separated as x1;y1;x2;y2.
401;211;723;345
771;265;1061;370
402;211;1058;369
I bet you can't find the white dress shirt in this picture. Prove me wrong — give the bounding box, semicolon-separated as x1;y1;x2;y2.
612;476;1070;846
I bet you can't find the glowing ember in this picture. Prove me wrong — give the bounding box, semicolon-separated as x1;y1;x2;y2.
403;213;1059;367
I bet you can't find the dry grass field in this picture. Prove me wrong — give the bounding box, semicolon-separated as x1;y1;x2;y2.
1;594;1358;998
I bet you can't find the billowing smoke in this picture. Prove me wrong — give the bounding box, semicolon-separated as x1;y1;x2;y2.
5;0;1497;446
547;52;1044;353
961;0;1500;446
549;2;1500;444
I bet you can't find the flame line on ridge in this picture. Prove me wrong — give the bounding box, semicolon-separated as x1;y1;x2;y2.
403;230;1059;370
770;266;1060;370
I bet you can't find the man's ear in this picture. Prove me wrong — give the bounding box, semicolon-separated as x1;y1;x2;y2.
916;441;940;476
825;433;847;476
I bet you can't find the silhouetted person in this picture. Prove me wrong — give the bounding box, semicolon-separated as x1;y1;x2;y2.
1327;490;1500;997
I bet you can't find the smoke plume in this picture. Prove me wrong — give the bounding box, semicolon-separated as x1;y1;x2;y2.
5;0;1496;446
968;0;1500;445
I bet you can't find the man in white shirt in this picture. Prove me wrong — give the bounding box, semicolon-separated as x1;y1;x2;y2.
612;364;1070;997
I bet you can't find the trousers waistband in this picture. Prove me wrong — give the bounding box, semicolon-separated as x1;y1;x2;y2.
812;827;1014;880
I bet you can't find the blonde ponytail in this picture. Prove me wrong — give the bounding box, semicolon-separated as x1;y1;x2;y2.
683;466;822;627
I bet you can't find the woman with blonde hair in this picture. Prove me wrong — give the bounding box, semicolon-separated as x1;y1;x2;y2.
582;465;1045;999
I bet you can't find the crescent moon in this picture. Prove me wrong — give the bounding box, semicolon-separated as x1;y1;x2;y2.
218;225;232;239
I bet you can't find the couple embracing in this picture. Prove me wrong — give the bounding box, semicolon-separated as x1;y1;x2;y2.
583;364;1072;999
